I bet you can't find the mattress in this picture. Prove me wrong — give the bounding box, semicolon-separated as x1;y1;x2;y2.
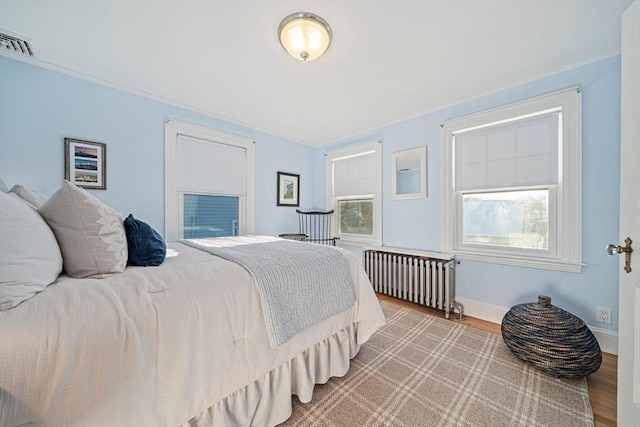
0;240;385;427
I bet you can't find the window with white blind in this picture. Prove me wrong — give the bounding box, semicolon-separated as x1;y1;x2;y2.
326;141;382;246
165;121;255;242
442;88;583;272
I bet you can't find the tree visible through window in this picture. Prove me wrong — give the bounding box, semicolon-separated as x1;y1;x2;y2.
462;189;549;250
338;199;373;236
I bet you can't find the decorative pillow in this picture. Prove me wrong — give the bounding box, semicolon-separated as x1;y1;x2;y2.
124;214;167;266
38;180;128;278
10;184;48;209
0;191;63;310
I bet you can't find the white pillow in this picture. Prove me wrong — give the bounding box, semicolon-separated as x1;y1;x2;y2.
38;180;128;278
0;191;63;310
10;184;48;209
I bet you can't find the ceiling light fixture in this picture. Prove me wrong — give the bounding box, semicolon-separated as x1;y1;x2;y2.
278;12;332;62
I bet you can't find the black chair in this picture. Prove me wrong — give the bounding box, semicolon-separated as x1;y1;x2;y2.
296;209;337;245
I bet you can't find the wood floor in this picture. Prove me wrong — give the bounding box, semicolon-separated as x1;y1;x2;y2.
377;294;618;426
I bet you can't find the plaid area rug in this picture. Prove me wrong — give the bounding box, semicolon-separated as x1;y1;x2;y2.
282;301;594;427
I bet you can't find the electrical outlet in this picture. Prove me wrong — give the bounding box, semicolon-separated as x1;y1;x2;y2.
596;307;611;324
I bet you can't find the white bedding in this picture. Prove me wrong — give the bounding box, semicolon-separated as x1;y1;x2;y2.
0;240;385;427
180;236;356;347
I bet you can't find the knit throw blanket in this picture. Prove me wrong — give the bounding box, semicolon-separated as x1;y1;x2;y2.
180;236;355;347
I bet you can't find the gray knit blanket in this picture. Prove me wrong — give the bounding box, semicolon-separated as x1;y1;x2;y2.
180;236;355;347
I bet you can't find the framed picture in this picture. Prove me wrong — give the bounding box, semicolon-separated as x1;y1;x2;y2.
65;138;107;190
277;172;299;206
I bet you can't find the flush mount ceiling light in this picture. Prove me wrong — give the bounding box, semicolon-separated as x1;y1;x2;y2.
278;12;332;62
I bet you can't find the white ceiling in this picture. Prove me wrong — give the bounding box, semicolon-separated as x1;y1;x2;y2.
0;0;631;147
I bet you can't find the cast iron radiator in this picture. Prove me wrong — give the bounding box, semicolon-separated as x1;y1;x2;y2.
363;248;463;319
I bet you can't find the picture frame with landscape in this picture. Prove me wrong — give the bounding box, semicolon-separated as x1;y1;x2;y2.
277;171;299;206
64;138;106;190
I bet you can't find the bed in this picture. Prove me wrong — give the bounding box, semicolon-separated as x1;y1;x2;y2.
0;181;386;427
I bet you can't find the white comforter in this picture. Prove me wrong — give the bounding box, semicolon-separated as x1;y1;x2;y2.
0;241;385;427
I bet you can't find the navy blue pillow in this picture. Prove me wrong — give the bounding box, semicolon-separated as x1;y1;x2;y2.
123;214;166;266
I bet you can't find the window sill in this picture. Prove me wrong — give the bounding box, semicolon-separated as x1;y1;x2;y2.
441;250;584;273
336;238;380;248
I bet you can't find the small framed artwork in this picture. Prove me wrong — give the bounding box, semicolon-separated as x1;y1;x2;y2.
277;172;299;207
65;138;107;190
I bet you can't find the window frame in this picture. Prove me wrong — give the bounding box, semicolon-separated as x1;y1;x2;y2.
326;141;382;246
165;120;255;242
441;88;583;272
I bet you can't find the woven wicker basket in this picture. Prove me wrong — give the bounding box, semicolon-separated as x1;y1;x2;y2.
501;295;602;378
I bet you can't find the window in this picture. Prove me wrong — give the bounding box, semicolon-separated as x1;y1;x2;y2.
165;120;255;241
442;88;582;272
327;141;382;245
326;141;382;246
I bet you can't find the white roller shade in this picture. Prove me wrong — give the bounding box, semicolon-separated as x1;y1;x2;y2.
454;112;559;191
176;134;246;195
332;151;376;197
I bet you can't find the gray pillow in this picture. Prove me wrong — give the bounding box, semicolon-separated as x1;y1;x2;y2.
10;184;48;209
0;192;63;310
39;180;128;278
0;177;8;193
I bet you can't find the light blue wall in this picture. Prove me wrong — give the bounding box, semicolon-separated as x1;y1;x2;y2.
315;56;621;331
0;56;312;237
0;54;621;332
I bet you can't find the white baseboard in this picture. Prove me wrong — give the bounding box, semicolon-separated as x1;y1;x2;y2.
588;326;618;356
455;297;509;324
455;297;618;355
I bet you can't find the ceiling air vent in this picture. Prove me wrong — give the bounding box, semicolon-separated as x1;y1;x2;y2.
0;30;35;58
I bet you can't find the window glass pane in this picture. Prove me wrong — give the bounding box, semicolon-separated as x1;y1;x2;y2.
462;189;548;250
338;199;373;236
183;194;238;238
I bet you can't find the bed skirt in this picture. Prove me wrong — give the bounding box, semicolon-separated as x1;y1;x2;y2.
183;323;361;427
